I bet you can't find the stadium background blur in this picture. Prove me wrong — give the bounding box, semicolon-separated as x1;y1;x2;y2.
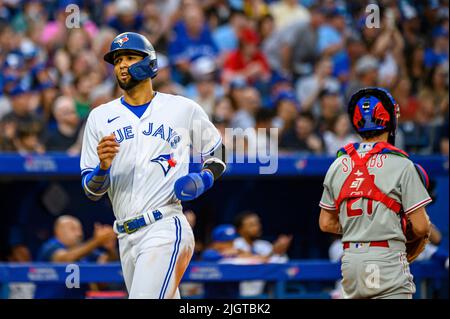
0;0;448;299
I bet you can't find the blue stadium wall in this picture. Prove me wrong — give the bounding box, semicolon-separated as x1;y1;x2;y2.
0;154;448;260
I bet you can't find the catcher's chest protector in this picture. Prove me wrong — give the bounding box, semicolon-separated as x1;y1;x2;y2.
335;142;406;216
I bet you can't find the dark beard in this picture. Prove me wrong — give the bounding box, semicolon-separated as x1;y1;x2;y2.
117;76;141;91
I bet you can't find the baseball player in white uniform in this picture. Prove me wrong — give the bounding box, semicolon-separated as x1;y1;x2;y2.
80;32;226;299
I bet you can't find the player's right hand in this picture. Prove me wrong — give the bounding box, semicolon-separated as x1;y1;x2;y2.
97;134;119;170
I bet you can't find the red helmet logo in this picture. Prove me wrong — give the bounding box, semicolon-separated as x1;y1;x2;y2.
372;102;390;127
352;105;364;129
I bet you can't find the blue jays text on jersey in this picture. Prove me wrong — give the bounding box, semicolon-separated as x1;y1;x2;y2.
112;122;181;149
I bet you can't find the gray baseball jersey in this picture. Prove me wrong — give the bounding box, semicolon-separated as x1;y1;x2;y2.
319;142;432;243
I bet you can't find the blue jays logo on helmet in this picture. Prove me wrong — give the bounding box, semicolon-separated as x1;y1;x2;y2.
151;154;177;176
114;35;129;47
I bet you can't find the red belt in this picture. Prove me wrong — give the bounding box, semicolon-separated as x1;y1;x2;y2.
343;240;389;249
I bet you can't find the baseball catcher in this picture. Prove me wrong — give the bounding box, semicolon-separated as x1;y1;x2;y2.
318;87;432;299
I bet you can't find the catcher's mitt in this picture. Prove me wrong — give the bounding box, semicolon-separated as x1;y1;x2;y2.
405;221;429;263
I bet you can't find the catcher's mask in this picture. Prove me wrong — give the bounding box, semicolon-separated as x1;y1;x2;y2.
348;87;400;145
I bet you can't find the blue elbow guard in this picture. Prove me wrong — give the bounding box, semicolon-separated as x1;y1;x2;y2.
174;170;214;201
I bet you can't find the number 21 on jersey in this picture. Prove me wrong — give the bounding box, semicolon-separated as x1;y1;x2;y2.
347;173;375;217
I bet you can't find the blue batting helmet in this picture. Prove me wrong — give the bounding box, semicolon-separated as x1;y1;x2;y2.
348;87;400;145
104;32;158;80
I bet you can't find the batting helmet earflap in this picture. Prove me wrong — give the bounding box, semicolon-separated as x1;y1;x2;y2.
348;87;400;145
104;32;158;80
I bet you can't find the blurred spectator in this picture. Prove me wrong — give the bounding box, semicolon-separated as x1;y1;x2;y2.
345;55;380;101
419;62;449;121
152;53;185;95
334;34;367;84
393;77;419;122
0;118;17;151
222;27;270;86
400;90;441;154
251;108;276;155
323;113;360;156
5;244;34;299
269;0;310;30
271;90;299;135
233;211;292;297
231;86;261;129
259;13;281;71
74;70;100;120
296;57;341;115
242;0;270;20
148;0;182;35
424;26;449;70
141;2;165;46
9;0;47;34
213;95;236;124
107;0;143;34
318;7;346;58
212;96;235;151
437;114;449;156
40;2;98;52
371;13;405;89
268;71;295;103
280;112;324;154
212;9;248;53
201;224;259;299
400;3;423;52
280;5;326;80
34;215;118;299
45;96;81;152
168;4;219;85
228;76;249;110
406;43;426;94
317;87;343;133
14;122;45;154
188;57;222;118
37;215;117;264
0;82;45;153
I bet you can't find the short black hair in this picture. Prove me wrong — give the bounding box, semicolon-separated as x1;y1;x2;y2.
309;3;326;15
298;111;315;122
233;211;258;231
255;108;275;123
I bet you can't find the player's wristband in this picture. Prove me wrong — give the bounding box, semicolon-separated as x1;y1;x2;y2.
82;165;111;197
174;170;214;201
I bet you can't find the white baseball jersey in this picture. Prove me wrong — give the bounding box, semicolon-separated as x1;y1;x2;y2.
80;91;222;220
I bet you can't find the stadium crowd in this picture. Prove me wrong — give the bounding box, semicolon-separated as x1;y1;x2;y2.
0;0;448;156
